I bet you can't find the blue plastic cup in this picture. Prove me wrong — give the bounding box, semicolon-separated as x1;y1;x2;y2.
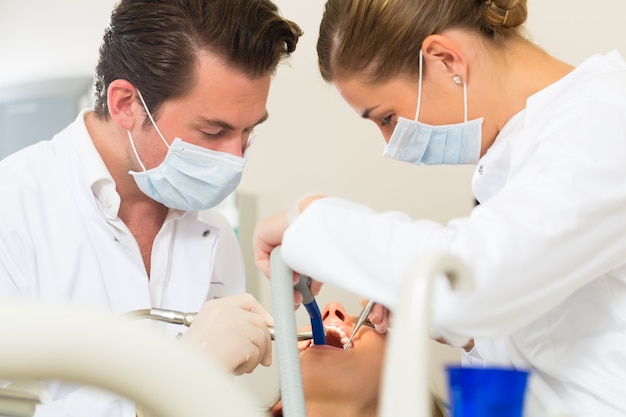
446;365;529;417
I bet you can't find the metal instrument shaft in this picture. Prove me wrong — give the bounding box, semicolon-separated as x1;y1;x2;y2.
343;299;375;350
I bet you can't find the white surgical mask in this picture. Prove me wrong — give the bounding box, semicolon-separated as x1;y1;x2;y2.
383;51;483;165
128;90;246;211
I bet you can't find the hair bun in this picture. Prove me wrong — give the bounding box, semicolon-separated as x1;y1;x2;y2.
484;0;527;31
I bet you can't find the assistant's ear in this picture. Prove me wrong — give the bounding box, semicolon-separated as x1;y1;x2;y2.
107;79;140;131
421;34;467;84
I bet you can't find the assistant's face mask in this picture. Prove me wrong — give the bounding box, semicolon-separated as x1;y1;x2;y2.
383;51;483;165
127;90;246;211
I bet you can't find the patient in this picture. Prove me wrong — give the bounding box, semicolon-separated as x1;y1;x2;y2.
269;301;445;417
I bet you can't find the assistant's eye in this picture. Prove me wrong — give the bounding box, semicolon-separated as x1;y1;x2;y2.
380;114;393;127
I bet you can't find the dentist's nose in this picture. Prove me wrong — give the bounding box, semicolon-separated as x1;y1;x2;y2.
212;134;249;158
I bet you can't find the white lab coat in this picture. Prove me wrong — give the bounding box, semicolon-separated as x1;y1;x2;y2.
0;111;246;416
282;51;626;416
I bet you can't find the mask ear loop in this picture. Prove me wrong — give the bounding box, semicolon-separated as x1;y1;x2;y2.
127;130;147;171
136;90;170;149
462;79;468;122
415;51;424;122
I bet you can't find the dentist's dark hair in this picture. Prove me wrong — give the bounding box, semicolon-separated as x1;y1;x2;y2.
317;0;527;83
93;0;302;120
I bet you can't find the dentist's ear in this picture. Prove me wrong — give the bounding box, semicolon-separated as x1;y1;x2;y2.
107;79;139;131
421;34;468;85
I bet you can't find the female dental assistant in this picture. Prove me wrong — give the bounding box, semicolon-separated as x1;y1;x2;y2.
253;0;626;416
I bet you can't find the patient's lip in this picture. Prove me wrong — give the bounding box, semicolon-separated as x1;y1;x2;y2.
309;344;342;351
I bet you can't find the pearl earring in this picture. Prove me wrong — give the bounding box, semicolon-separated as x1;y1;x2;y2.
453;75;463;84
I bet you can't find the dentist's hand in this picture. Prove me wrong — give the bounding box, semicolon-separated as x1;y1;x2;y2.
181;293;273;375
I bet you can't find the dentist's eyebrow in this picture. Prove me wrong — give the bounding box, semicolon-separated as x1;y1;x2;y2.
361;105;379;119
197;111;269;131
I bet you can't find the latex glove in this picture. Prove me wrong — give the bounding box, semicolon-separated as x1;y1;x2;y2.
181;293;273;375
253;195;326;278
252;211;312;310
368;302;390;334
253;195;326;309
253;209;290;279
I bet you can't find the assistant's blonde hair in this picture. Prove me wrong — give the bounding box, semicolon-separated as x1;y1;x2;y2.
317;0;527;83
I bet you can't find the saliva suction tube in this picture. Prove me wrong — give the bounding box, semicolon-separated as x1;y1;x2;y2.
271;245;325;417
293;274;327;345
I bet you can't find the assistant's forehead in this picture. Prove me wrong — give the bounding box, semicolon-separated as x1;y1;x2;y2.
334;76;417;114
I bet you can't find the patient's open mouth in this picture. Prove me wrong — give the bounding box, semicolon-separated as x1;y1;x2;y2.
323;324;351;349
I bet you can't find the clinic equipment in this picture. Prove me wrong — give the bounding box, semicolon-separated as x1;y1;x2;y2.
0;251;562;417
270;246;307;417
343;298;375;350
446;365;529;417
124;308;326;341
379;251;474;417
0;302;258;417
293;274;327;346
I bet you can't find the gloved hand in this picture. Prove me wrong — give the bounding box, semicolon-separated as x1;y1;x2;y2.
253;194;326;279
181;293;273;375
368;302;390;333
253;194;326;310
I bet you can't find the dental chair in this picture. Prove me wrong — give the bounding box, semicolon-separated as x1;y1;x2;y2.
0;251;472;417
0;302;258;417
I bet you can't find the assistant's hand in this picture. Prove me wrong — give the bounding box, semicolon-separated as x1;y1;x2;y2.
253;209;290;279
253;194;326;278
181;293;273;375
368;302;391;334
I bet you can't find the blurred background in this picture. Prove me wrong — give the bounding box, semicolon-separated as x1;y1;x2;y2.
1;0;625;407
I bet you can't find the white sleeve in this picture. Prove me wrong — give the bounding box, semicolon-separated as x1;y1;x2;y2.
281;101;626;348
33;386;136;417
281;197;453;310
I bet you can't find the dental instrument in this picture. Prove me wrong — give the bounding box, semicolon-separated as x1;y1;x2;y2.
268;326;327;342
343;298;375;350
125;308;326;341
293;273;327;345
125;308;197;327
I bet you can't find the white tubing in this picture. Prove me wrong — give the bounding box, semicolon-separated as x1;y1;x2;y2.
379;251;474;417
0;302;258;417
270;246;307;417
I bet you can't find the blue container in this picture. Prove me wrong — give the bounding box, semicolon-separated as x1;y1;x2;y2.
446;366;529;417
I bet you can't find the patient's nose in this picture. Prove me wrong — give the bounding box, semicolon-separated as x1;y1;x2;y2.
322;302;351;325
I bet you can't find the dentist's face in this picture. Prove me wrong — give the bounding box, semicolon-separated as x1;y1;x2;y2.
129;50;270;172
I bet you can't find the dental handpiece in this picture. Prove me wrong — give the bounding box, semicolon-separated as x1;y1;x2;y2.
293;274;327;345
268;326;327;341
124;308;325;341
124;308;197;326
343;299;375;350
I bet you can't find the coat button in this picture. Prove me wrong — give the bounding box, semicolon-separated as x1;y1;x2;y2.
202;230;211;237
478;165;484;175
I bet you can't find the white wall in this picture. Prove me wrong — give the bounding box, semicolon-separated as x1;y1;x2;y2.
2;0;626;407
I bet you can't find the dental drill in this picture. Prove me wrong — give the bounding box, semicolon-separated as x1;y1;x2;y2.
124;308;326;341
